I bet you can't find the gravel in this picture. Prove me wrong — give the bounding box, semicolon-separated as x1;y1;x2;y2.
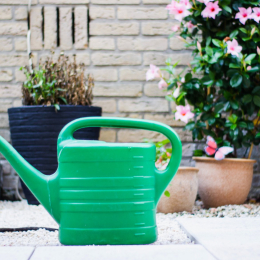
0;200;259;246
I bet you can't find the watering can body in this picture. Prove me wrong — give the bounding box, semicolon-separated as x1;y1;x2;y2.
0;117;182;245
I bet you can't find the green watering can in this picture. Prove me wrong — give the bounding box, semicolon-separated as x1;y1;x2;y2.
0;117;182;245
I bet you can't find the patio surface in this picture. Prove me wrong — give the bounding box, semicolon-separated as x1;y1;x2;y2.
1;202;260;259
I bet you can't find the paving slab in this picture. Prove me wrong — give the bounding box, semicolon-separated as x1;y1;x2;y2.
177;218;260;260
30;245;216;260
0;247;35;260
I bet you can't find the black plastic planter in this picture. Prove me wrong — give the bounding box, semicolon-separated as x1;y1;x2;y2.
8;105;102;204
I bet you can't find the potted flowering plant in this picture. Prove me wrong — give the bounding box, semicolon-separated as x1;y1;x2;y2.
147;0;260;207
151;139;198;213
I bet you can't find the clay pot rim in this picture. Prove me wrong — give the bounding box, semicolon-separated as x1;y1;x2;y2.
192;156;256;163
178;166;199;172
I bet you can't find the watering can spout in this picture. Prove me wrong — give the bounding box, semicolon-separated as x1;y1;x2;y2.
0;136;58;222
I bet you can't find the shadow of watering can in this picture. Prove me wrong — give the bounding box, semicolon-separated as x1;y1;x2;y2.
0;117;182;245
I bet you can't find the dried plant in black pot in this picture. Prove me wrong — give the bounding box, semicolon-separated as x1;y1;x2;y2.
8;52;102;204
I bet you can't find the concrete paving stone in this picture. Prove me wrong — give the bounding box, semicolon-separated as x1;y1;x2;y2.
0;247;35;260
31;245;216;260
177;218;260;260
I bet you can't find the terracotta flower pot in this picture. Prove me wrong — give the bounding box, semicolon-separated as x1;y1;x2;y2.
193;157;256;208
157;167;199;213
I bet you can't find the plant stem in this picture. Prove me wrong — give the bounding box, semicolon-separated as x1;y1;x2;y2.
248;143;254;159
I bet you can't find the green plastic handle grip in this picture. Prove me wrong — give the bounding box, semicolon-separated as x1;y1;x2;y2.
58;117;182;204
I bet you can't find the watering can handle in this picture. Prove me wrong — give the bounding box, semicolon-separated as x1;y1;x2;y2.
58;117;182;205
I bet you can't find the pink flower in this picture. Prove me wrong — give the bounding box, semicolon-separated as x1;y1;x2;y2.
252;7;260;23
158;79;168;89
173;87;180;98
201;1;222;19
247;66;252;71
226;39;242;57
257;46;260;55
172;25;180;32
180;0;192;9
146;64;160;81
235;7;252;25
197;0;213;4
175;105;194;123
186;21;194;29
166;1;191;21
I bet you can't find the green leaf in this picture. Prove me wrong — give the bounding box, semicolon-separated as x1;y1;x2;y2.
212;39;222;47
239;28;247;34
229;63;240;69
245;54;257;63
54;104;60;111
228;114;238;124
184;122;195;130
252;86;260;95
230;124;237;130
253;95;260;107
185;73;192;82
242;94;252;104
238;122;247;128
230;29;239;38
206;36;211;46
205;46;213;56
214;103;225;113
230;100;239;110
164;190;170;197
223;5;232;13
193;149;204;156
230;74;243;88
256;132;260;138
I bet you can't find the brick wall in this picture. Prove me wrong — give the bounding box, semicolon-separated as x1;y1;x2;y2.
0;0;259;200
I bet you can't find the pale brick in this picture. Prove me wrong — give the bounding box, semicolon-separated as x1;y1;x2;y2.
0;38;12;51
182;143;197;157
15;38;27;51
90;6;115;19
118;98;168;112
13;99;22;107
143;0;169;3
144;83;165;97
89;37;115;50
0;0;37;4
0;160;11;175
90;22;139;36
76;53;90;65
0;7;12;20
91;69;118;81
142;22;173;35
44;6;57;50
92;99;116;113
170;37;189;50
0;99;13;112
0;85;21;98
30;7;43;51
60;7;73;50
103;113;142;119
93;83;142;97
120;68;147;81
15;7;27;20
0;54;27;66
0;22;27;36
118;37;167;51
0;113;9;128
39;0;89;3
143;52;193;66
15;68;26;82
0;70;13;82
99;129;116;142
0;129;10;142
174;128;192;142
118;129;165;143
118;7;167;20
144;114;185;127
91;0;140;3
91;53;141;66
75;6;88;50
